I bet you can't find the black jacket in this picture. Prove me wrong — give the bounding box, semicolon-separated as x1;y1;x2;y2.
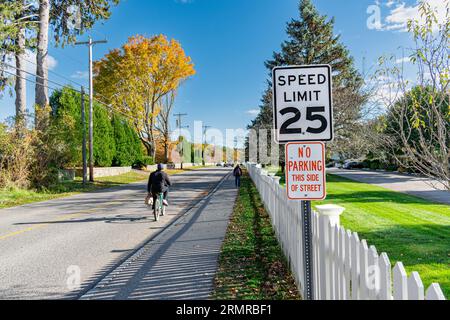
233;166;243;177
147;170;172;193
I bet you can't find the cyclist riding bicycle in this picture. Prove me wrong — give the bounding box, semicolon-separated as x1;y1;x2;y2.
147;164;172;209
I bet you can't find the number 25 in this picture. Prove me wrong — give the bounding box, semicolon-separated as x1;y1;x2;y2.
279;106;327;134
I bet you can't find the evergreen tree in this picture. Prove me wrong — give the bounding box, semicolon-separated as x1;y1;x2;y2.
93;103;115;167
266;0;362;88
249;0;367;160
112;114;143;166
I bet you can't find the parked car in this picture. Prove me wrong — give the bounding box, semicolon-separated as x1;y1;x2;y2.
343;161;365;170
224;163;234;168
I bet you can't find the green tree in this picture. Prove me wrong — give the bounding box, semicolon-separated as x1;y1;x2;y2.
248;0;366;161
50;86;124;168
49;86;84;167
93;103;115;167
112;114;143;166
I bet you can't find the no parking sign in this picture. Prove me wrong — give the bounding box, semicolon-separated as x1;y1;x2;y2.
286;142;326;200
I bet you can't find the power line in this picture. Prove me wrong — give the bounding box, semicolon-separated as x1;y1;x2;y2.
1;62;77;91
18;54;86;88
1;69;62;93
1;46;88;87
1;63;142;124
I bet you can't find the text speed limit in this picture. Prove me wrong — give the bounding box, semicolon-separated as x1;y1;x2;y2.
272;65;334;143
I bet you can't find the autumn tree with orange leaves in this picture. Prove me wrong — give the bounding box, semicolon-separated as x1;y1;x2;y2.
94;34;195;159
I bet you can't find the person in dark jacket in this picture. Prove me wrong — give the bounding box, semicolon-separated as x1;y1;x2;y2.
233;164;243;188
147;164;172;209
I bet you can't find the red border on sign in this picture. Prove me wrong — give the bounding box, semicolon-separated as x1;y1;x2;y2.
285;142;327;201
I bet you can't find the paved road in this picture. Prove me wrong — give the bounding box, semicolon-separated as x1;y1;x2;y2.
81;171;237;300
328;168;450;205
0;168;234;300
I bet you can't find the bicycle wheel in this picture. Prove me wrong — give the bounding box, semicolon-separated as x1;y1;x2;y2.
154;197;160;221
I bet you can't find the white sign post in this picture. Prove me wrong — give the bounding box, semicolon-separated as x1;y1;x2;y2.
286;142;326;200
272;65;333;144
272;65;334;301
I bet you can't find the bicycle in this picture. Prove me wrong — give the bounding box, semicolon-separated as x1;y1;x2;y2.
153;192;166;222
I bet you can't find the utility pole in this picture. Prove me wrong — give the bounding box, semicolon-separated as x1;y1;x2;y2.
234;137;238;164
75;37;107;182
81;87;87;185
174;113;188;169
202;125;211;166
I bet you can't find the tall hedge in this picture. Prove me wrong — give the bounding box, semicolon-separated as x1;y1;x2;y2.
112;114;143;166
49;87;143;168
93;103;115;167
49;87;84;167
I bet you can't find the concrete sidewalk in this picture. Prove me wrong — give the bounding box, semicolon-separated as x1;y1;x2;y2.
81;172;237;300
328;168;450;205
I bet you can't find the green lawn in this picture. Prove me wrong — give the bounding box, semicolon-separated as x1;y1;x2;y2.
277;171;450;298
214;172;300;300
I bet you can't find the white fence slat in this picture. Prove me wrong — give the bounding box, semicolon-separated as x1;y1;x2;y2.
393;262;408;300
313;211;320;300
426;283;445;300
359;240;369;300
368;246;379;300
333;224;341;300
350;232;360;300
328;222;336;300
318;215;328;299
408;272;425;300
378;253;392;300
343;229;352;300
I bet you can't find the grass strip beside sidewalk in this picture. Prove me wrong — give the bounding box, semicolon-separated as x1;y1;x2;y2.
214;172;300;300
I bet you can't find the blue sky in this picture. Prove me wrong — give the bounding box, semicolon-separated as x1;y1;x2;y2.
0;0;441;136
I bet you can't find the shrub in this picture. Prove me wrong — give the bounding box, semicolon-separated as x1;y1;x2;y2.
112;115;143;166
49;87;84;167
142;156;154;165
93;104;116;167
0;123;33;189
133;156;154;169
51;87;116;167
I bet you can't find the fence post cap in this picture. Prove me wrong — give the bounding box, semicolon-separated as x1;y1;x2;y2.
315;204;345;217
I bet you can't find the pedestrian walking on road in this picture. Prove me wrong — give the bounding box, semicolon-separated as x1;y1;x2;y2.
233;164;243;188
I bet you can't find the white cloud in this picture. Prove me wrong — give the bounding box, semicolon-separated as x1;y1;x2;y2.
71;71;89;79
246;109;260;116
47;55;58;71
3;50;57;78
383;0;449;32
385;0;397;8
24;50;58;72
395;56;411;64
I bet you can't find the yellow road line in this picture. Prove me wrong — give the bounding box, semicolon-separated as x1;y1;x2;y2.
0;201;126;241
0;225;47;241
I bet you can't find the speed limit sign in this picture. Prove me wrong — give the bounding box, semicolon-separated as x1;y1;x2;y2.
272;65;333;144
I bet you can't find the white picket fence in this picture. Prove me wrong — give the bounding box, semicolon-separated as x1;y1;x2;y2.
245;163;446;300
